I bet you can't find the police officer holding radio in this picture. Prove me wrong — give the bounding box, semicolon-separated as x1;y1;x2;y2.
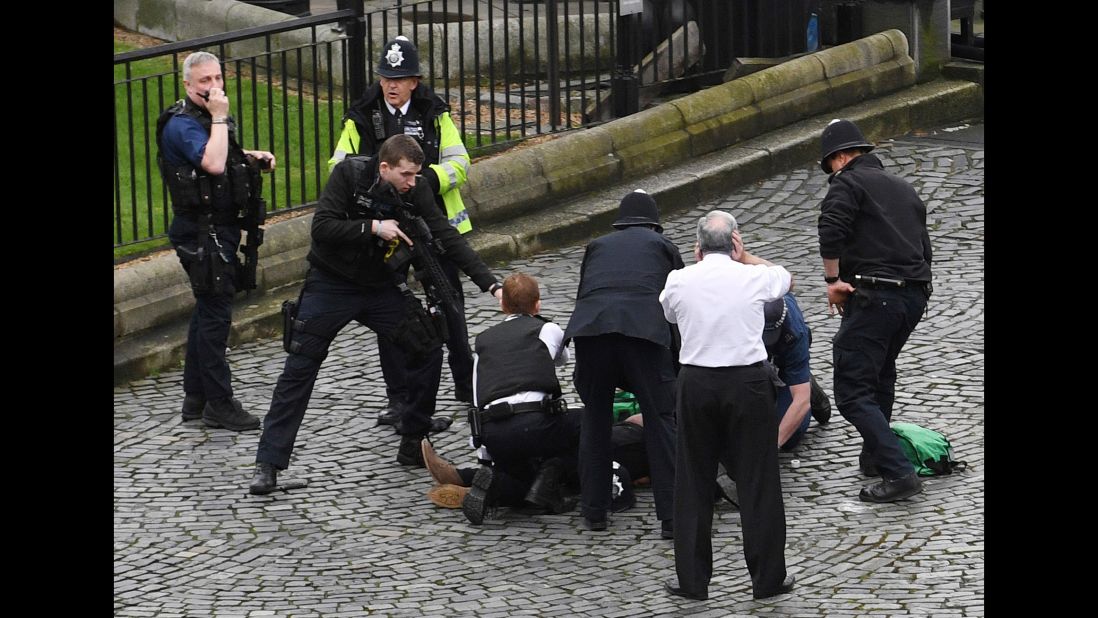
156;51;276;431
250;134;501;495
329;36;477;430
817;118;933;503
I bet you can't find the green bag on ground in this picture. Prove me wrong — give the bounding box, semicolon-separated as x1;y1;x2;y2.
891;422;968;477
613;390;640;422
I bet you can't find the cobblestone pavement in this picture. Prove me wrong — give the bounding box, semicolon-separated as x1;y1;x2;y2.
114;123;984;617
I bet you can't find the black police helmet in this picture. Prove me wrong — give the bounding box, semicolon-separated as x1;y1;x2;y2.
819;118;874;173
762;296;788;349
377;36;422;79
612;190;663;233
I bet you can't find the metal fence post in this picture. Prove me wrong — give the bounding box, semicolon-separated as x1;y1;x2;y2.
546;0;561;130
613;0;641;117
339;0;366;99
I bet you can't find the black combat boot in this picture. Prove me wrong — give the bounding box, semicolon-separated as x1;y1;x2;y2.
376;401;403;427
859;472;922;503
202;397;261;431
809;374;832;424
525;459;569;513
181;393;205;421
462;466;496;525
396;434;426;467
249;462;278;495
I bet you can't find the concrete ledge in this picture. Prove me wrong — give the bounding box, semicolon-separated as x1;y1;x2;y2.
538;127;620;197
462;148;548;225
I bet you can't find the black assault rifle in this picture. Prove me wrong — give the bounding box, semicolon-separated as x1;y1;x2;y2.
238;155;268;294
382;189;461;339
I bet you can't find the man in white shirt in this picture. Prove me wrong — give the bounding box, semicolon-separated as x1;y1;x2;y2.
659;210;796;602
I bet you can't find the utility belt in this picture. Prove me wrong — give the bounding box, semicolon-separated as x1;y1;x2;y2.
174;217;238;296
480;396;567;423
853;274;931;294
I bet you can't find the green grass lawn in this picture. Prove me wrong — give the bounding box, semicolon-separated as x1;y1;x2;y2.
114;40;349;259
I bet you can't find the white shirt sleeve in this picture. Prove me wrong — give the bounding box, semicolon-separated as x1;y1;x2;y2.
539;321;569;367
765;265;793;301
659;275;678;324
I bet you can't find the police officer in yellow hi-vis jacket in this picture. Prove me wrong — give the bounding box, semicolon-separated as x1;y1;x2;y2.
329;36;480;429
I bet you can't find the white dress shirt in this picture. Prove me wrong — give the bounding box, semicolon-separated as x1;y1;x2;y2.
659;253;791;367
384;100;412;117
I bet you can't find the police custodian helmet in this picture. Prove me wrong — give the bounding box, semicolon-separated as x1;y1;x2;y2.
819;118;874;173
377;35;423;79
612;189;663;233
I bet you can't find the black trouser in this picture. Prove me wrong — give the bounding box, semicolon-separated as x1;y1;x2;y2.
182;291;234;402
832;285;927;480
170;217;240;404
255;267;443;470
376;255;474;405
573;335;677;521
480;409;582;505
674;363;787;599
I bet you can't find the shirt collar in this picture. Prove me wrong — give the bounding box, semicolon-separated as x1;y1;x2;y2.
384;100;412;116
699;252;733;264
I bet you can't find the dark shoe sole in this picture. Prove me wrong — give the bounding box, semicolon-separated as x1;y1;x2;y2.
203;417;260;431
462;467;494;525
181;413;203;422
661;524;674;540
859;483;922;503
391;416;453;435
665;582;707;600
753;575;795;600
249;483;276;496
582;516;608;531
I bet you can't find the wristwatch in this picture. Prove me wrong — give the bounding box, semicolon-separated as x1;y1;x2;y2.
488;282;503;295
824;276;840;284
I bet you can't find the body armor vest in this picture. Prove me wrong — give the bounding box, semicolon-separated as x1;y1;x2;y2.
155;99;253;224
475;315;562;407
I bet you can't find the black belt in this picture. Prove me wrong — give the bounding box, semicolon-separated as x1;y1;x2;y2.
480;399;551;423
480;397;568;423
853;275;929;290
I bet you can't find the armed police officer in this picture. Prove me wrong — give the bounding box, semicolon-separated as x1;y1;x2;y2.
817;119;933;503
329;36;477;430
250;134;501;495
156;51;276;431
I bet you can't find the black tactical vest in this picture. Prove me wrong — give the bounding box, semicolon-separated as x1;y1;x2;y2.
474;315;562;407
155;99;252;224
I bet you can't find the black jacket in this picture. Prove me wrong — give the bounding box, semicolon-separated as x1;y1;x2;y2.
563;226;685;347
818;154;933;282
307;156;496;290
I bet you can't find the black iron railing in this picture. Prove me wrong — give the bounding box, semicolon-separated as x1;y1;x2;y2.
114;0;821;256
